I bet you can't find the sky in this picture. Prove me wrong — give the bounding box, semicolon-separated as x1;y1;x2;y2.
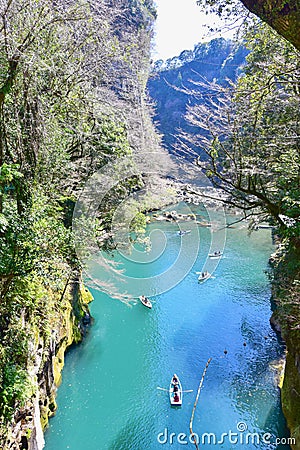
152;0;233;61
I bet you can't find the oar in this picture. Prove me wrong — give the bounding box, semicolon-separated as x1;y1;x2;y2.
157;387;193;393
157;387;175;392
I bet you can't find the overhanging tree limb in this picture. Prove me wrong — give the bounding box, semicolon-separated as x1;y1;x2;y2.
196;0;300;51
239;0;300;51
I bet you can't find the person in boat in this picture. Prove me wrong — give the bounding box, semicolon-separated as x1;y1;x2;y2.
174;392;180;402
172;375;178;384
173;384;179;392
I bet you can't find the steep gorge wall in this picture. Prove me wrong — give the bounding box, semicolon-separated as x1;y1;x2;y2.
2;275;93;450
281;333;300;448
0;1;160;448
270;244;300;448
148;38;247;151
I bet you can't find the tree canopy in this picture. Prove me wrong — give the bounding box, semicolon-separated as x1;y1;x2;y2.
0;0;161;437
181;23;300;241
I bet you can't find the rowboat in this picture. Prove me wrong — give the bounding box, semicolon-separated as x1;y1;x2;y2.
198;271;211;282
177;230;191;236
169;374;182;406
139;295;152;309
209;251;222;259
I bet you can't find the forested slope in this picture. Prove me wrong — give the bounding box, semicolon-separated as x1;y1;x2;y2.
148;38;247;151
0;1;161;448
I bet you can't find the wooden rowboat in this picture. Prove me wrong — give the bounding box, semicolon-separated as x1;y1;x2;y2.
208;251;222;259
139;295;152;309
198;271;211;282
169;374;182;406
177;230;191;236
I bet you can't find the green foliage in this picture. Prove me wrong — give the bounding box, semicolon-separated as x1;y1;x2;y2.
0;164;23;187
0;205;38;278
0;0;159;436
130;212;147;234
182;22;300;239
0;310;36;422
0;365;34;420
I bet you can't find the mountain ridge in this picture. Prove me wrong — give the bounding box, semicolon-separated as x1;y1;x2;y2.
148;38;248;151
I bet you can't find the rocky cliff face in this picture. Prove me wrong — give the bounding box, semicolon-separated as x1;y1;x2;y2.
272;310;300;449
2;275;93;450
281;333;300;449
270;243;300;449
148;38;248;151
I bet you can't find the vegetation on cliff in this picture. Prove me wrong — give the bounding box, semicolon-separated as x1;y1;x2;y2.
0;0;299;447
181;24;300;234
0;0;159;445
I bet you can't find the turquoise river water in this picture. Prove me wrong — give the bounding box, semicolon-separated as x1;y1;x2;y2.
45;212;290;450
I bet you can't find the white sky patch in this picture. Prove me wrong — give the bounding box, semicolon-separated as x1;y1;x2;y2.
152;0;235;60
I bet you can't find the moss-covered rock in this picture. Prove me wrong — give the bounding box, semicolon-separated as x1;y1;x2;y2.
39;273;93;429
281;333;300;448
270;242;300;449
1;272;93;450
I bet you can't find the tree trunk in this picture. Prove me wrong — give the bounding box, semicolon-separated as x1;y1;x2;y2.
240;0;300;51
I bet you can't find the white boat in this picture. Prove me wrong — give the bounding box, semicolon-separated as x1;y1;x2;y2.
208;251;222;259
139;295;152;309
177;230;191;236
198;271;211;282
169;374;182;406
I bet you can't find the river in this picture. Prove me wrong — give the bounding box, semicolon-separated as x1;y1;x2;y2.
44;210;290;450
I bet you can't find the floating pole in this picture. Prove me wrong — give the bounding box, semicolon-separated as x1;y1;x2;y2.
189;358;212;450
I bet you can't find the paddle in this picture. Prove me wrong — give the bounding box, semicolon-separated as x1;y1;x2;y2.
157;387;193;393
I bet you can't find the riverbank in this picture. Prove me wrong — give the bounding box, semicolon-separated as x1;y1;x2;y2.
1;272;93;450
270;241;300;449
6;199;297;450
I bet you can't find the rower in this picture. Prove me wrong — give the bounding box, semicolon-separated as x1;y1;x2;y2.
174;392;180;402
